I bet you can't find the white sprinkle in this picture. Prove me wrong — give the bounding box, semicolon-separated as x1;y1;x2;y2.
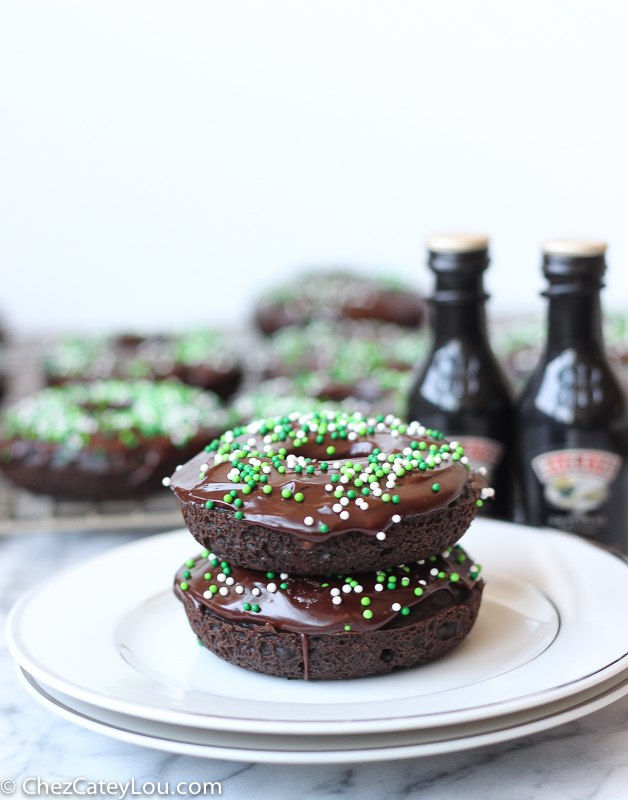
361;502;369;510
262;465;271;473
332;503;342;513
391;603;401;612
267;583;277;593
419;580;427;585
478;466;487;476
280;573;289;579
235;585;244;594
377;453;387;461
430;568;439;576
175;464;183;471
226;576;235;586
418;559;425;564
392;514;401;524
331;587;340;596
332;596;342;605
376;422;386;432
441;551;450;558
252;587;261;596
340;510;350;520
209;553;217;560
353;584;363;593
359;472;369;481
342;584;352;593
217;573;226;582
219;586;229;596
403;447;412;456
333;461;341;469
263;435;273;444
460;456;469;465
418;426;426;435
325;484;333;491
376;531;386;541
162;477;171;487
433;456;442;464
441;452;450;461
304;516;314;526
373;488;383;497
375;584;383;592
449;441;459;449
340;497;349;507
203;590;211;599
340;475;350;484
348;432;357;441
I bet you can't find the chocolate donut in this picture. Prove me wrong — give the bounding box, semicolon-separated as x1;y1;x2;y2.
43;329;243;401
254;270;425;335
169;411;487;575
0;380;235;501
175;544;484;680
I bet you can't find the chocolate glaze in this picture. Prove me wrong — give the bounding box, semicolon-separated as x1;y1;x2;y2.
170;416;483;541
174;544;481;636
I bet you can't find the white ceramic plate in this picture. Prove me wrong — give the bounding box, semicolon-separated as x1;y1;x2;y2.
8;519;628;735
19;666;628;764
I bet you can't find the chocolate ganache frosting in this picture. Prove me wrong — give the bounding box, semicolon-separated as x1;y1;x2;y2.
169;411;489;541
174;543;482;635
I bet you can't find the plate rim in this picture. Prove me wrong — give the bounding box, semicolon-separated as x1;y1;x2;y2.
19;665;628;765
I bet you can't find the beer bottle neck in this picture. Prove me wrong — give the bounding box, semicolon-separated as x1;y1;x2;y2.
546;290;604;355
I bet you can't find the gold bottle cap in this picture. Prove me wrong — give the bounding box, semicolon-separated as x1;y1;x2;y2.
542;239;607;257
426;233;490;253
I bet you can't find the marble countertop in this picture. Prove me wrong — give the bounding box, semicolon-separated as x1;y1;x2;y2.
3;529;628;800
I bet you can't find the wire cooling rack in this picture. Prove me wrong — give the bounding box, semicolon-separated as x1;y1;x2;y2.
0;478;184;535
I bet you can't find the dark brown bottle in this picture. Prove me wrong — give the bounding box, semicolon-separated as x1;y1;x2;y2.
518;240;628;551
408;234;515;519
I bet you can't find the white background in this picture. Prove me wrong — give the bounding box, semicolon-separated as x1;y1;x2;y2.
0;0;626;334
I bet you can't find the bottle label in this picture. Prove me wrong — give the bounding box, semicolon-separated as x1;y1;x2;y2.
453;436;505;483
531;448;622;514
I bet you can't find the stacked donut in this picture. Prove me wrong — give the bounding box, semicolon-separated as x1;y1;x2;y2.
170;409;489;681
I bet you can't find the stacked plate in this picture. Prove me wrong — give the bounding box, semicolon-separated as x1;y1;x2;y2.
8;519;628;764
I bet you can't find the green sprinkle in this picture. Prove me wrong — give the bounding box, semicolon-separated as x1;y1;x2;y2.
234;511;243;520
414;587;424;596
267;572;275;578
438;571;446;579
201;549;209;558
476;499;483;506
294;492;304;502
320;462;328;470
344;625;351;631
183;570;191;579
457;553;466;563
401;607;410;616
242;485;252;495
185;559;194;568
401;577;410;586
363;609;374;619
281;489;292;499
210;584;218;594
432;483;441;492
252;604;261;613
392;495;400;504
180;582;189;591
243;602;251;611
234;498;243;507
320;523;329;533
263;485;272;494
223;494;232;503
382;493;391;503
361;597;371;606
204;572;212;580
326;446;336;455
280;583;288;589
450;573;460;582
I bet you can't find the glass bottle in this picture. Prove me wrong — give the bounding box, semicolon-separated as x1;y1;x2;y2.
408;234;515;519
518;239;628;551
